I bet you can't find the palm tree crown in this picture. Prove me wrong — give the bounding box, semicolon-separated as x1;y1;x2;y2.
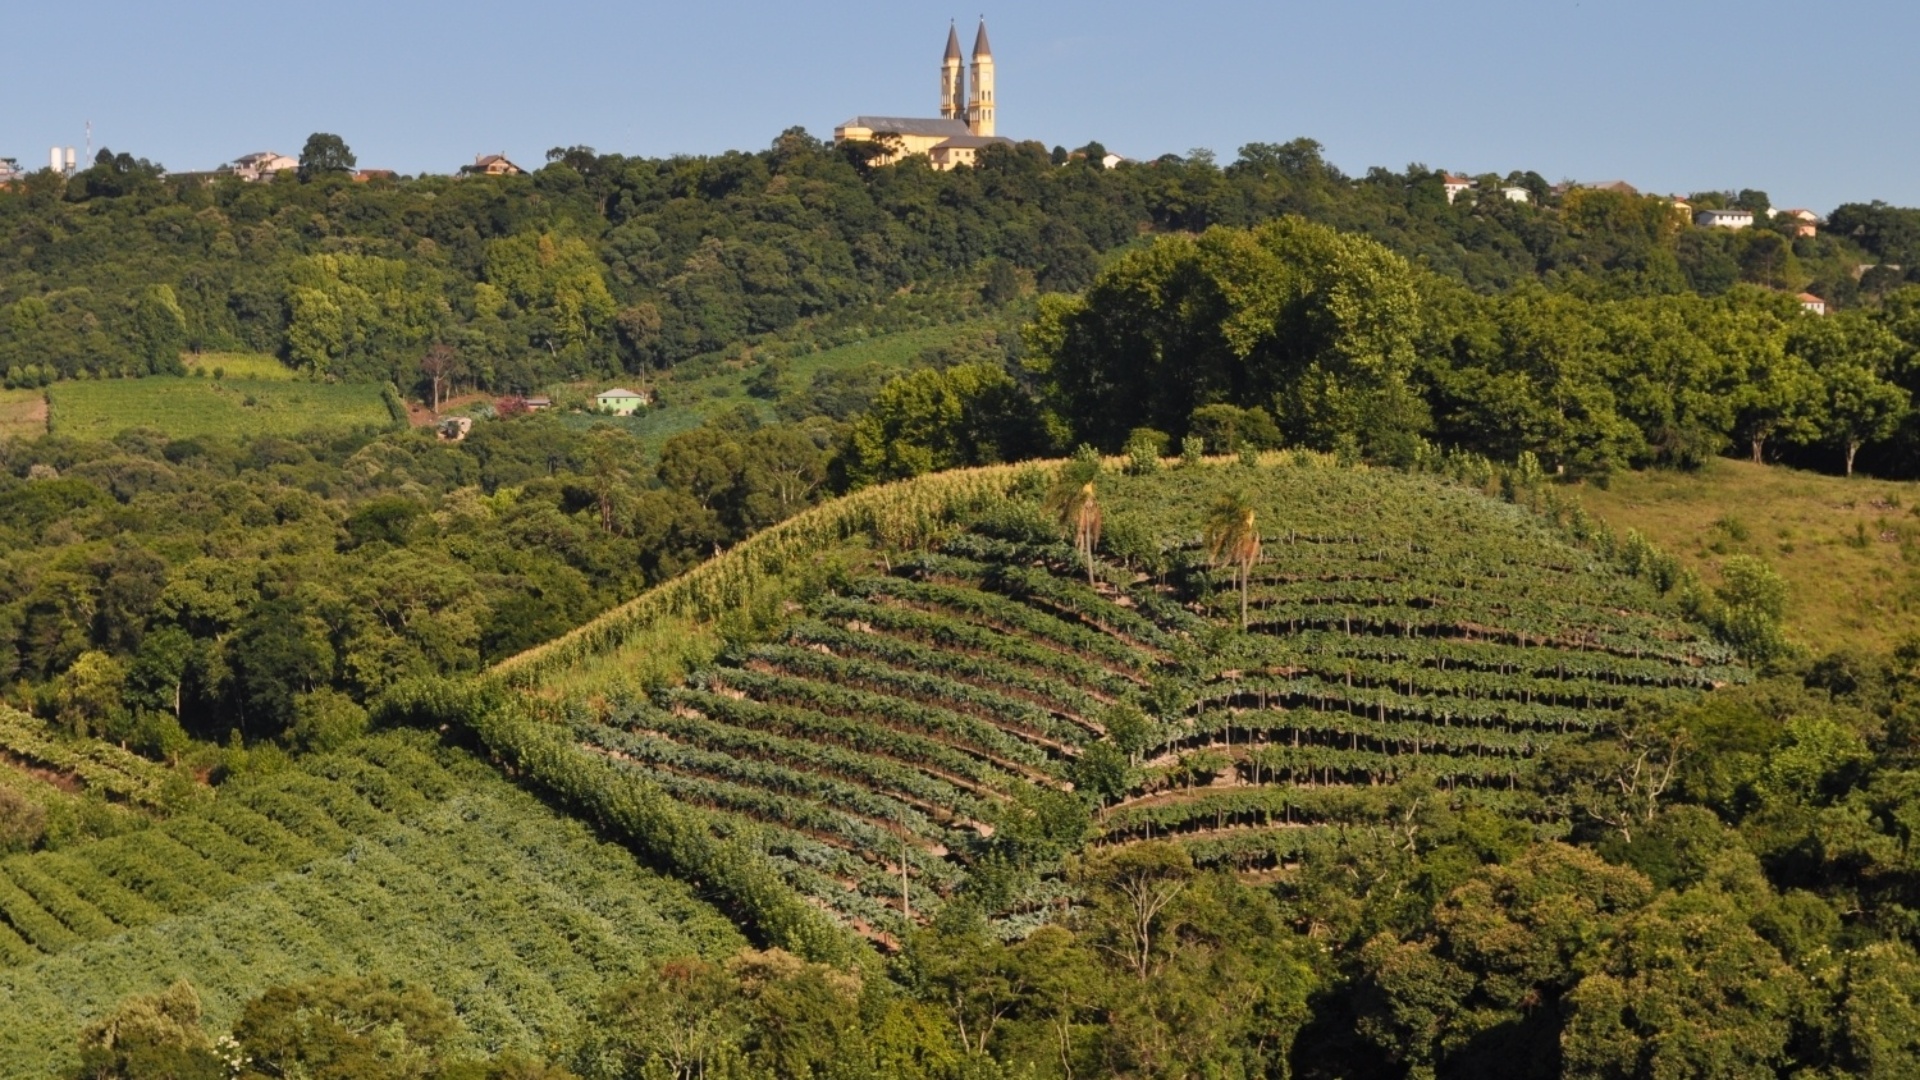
1203;490;1261;629
1047;462;1104;585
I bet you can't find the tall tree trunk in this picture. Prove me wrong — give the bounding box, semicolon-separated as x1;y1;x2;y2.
1847;440;1859;478
1751;436;1764;465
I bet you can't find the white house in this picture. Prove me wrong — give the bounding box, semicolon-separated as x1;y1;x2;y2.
229;151;298;182
1500;186;1531;204
1441;173;1473;204
597;387;649;415
1101;153;1128;170
1695;208;1754;230
1798;292;1827;316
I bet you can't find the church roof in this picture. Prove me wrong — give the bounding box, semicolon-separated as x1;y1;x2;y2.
934;134;1013;150
972;20;992;57
840;116;973;137
946;24;963;60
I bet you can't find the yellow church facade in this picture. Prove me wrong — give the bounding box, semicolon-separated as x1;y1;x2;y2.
835;20;1011;170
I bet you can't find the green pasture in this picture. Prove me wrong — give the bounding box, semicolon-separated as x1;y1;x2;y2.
180;352;296;380
573;320;995;456
47;377;392;440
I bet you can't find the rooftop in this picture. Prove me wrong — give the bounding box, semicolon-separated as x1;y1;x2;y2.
934;134;1014;150
838;116;974;137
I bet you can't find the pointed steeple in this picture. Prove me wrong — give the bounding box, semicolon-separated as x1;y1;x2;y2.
941;21;967;121
967;18;995;137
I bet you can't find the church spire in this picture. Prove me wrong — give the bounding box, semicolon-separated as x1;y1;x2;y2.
967;18;995;137
941;21;966;121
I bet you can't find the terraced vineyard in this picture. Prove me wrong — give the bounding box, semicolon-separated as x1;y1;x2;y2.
0;459;1738;1068
0;706;199;851
0;706;195;816
0;730;742;1078
505;458;1737;942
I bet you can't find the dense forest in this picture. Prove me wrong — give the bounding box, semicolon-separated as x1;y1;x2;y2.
0;408;845;758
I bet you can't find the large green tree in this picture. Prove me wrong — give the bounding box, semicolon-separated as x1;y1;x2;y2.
1025;218;1430;460
296;132;356;180
840;363;1047;487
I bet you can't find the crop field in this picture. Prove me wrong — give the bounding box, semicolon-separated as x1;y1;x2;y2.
46;376;393;441
499;458;1731;944
0;707;195;831
0;388;47;440
0;730;742;1076
1577;458;1920;654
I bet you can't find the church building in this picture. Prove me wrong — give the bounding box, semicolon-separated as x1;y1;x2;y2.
834;20;1012;170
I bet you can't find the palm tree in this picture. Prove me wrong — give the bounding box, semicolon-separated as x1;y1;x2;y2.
1204;490;1261;630
1047;463;1104;585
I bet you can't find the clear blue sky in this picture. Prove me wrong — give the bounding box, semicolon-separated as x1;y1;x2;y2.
8;0;1916;213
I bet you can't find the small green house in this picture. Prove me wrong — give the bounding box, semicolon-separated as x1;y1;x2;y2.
596;387;648;415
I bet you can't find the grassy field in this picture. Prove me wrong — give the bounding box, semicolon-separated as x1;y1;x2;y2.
180;352;296;380
560;321;997;457
47;377;393;441
1576;459;1920;654
0;388;46;440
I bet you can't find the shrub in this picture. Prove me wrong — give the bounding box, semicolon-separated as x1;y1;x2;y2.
0;786;47;853
289;689;371;752
1180;435;1205;467
1124;427;1168;475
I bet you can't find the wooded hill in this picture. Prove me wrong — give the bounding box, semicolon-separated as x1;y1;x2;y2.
6;452;1919;1077
6;133;1916;396
5;135;1920;1076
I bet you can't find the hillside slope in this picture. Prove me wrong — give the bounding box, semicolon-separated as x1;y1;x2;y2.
0;730;742;1078
1577;459;1920;654
484;456;1733;945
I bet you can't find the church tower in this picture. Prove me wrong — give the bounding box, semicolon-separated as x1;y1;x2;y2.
940;23;966;122
967;19;995;137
